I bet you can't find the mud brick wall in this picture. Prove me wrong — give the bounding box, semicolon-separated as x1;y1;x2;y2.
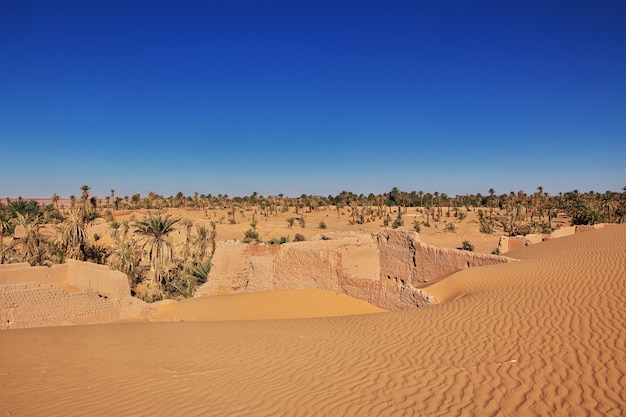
0;260;145;329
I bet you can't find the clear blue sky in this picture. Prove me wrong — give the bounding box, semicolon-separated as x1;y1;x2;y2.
1;1;625;198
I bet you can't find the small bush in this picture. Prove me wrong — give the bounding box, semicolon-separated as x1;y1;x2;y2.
461;240;475;251
267;236;289;244
412;220;422;233
392;214;404;229
242;228;260;243
318;220;327;229
286;217;295;228
491;248;501;255
298;217;306;228
443;222;457;232
294;233;306;242
478;210;495;234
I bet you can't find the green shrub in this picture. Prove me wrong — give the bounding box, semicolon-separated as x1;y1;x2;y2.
267;236;289;244
392;214;404;229
461;240;475;251
242;228;260;243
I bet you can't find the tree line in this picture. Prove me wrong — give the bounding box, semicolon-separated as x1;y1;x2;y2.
1;185;624;301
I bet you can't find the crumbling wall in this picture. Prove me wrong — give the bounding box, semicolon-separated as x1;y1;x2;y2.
196;230;511;310
47;259;131;299
0;263;49;284
498;224;607;253
377;230;511;287
0;260;145;329
498;234;544;254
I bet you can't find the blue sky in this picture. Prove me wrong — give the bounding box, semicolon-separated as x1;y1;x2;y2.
1;1;625;198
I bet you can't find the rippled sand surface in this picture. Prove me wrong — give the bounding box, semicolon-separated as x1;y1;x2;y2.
1;224;625;416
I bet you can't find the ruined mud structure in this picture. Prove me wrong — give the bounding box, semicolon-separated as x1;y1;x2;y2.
497;224;606;253
0;260;145;329
1;230;514;328
197;230;512;310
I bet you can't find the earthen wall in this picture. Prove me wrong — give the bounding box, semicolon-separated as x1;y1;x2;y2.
0;260;145;329
196;230;511;311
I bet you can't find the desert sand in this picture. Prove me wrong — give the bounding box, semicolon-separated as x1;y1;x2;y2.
1;224;625;416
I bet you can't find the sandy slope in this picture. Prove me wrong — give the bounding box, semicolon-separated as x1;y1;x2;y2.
150;288;388;321
1;225;625;416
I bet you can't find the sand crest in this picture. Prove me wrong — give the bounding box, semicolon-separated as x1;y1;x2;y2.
1;224;625;416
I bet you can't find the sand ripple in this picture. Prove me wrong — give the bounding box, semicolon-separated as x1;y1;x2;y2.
1;225;625;416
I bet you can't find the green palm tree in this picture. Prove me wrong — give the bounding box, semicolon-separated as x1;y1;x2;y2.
108;235;143;289
80;185;90;203
193;223;216;261
134;213;180;289
10;213;47;264
58;210;87;260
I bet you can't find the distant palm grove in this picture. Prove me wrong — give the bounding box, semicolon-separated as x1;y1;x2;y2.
1;186;625;301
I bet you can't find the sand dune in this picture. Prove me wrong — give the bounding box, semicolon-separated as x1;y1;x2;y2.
149;288;388;321
1;224;625;416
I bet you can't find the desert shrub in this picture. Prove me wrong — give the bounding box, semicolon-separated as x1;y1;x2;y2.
479;222;495;234
412;220;422;233
286;217;295;227
298;217;306;228
383;215;392;227
267;236;289;244
242;228;260;243
443;222;457;232
491;248;501;255
461;240;475;251
458;211;467;222
318;220;327;229
294;233;306;242
392;214;404;229
478;210;495;234
531;220;553;234
166;260;212;299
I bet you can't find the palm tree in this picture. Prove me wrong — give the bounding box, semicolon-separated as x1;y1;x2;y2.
10;213;47;264
193;223;216;261
0;217;9;253
58;210;87;260
52;193;60;211
134;213;180;290
80;185;90;203
108;235;143;289
181;218;194;263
